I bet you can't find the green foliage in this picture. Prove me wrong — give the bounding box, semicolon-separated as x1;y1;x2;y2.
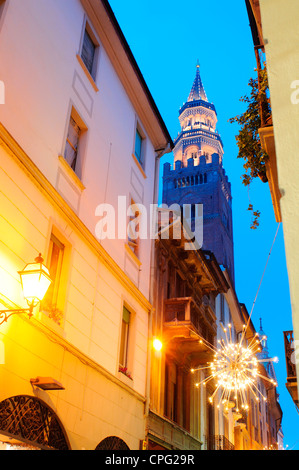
229;65;271;229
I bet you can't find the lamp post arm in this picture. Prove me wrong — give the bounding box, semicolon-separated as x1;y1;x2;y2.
0;308;32;326
0;300;37;326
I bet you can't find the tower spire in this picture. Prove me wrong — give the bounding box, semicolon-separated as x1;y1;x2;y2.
187;63;208;102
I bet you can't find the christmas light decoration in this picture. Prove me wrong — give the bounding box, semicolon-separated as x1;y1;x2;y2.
191;324;277;412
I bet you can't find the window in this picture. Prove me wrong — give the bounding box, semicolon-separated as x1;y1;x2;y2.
79;22;99;81
43;234;65;308
164;359;178;423
133;124;146;170
119;306;131;369
63;107;87;178
134;128;142;163
81;29;96;76
127;199;140;257
64;115;81;172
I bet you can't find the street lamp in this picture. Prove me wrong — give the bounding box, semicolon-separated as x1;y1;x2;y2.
0;254;52;326
153;338;163;352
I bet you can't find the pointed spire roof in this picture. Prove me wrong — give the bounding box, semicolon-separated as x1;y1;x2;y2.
187;63;208;102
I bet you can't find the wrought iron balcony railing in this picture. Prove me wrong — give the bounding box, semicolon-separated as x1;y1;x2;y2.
163;297;216;361
164;297;214;339
205;434;234;451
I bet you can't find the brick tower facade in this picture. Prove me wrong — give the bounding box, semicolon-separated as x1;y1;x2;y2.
162;64;234;282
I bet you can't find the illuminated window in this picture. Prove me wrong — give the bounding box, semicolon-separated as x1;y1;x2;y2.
127;199;140;257
43;234;65;308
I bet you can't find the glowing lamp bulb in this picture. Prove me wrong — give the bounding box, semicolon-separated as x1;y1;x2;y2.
153;338;163;352
18;254;52;308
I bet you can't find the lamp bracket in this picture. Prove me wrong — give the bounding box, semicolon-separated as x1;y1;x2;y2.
0;307;33;326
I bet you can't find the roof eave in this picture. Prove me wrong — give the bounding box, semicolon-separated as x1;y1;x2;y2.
80;0;174;151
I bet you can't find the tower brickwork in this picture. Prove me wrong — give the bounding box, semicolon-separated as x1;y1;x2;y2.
163;65;234;282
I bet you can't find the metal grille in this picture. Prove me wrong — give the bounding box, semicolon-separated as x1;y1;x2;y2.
95;436;130;450
205;434;234;451
0;395;70;450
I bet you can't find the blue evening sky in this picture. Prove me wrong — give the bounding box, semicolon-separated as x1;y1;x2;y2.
109;0;299;450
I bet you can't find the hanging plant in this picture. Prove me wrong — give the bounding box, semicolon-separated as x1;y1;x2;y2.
229;64;271;229
41;301;63;326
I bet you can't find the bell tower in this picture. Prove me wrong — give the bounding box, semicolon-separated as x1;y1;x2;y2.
163;64;234;282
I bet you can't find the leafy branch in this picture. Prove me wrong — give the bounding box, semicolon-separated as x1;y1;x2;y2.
229;64;271;229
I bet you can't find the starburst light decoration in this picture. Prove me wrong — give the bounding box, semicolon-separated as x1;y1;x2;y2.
191;324;278;412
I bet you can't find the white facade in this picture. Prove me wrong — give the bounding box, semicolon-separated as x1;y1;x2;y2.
0;0;171;450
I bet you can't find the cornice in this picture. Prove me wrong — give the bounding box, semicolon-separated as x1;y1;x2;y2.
80;0;173;152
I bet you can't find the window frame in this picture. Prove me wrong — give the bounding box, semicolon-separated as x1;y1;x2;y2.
81;28;96;78
63;105;88;180
127;198;140;258
119;305;131;369
118;303;136;380
132;120;147;176
78;17;100;88
39;225;71;329
43;233;65;308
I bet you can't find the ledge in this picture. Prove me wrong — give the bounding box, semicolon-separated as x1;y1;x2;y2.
132;153;147;179
58;155;86;192
259;126;282;223
76;54;99;93
125;242;142;267
0;122;152;313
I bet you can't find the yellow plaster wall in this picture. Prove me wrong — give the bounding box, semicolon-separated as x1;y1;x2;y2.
259;0;299;378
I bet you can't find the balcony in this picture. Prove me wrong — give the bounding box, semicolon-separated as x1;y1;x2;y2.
163;297;216;363
283;331;299;409
147;411;202;451
205;435;234;451
259;125;282;223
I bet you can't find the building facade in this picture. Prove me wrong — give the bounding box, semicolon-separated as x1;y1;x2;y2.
0;0;172;450
245;0;299;412
146;219;229;450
